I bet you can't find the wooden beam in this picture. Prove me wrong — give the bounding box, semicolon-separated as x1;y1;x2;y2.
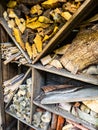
0;2;7;130
0;59;6;130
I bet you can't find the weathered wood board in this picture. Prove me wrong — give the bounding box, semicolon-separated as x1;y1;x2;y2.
41;87;98;104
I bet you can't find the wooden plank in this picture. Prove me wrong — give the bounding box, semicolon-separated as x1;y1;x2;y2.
13;62;98;85
32;0;98;64
33;99;97;130
0;1;9;43
0;18;31;63
0;2;7;129
30;68;45;124
17;120;24;130
41;87;98;104
0;59;6;130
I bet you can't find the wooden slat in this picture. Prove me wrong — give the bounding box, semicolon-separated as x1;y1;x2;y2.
32;63;98;85
17;120;24;130
0;18;31;63
0;59;5;130
30;68;45;124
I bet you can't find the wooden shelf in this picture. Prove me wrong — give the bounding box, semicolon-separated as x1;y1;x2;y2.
33;97;97;130
10;61;98;85
32;63;98;86
1;1;98;129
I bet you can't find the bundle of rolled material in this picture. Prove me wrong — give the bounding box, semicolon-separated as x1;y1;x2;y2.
60;25;98;74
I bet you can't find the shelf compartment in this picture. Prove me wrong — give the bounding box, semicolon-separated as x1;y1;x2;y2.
5;68;33;125
32;63;98;86
5;110;42;130
10;61;98;86
33;96;97;130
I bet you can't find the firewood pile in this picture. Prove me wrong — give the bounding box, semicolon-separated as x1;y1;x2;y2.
41;22;98;74
3;0;84;61
32;107;87;130
3;73;24;103
1;43;28;65
8;77;32;123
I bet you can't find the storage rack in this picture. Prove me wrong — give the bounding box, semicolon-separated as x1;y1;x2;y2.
0;0;98;130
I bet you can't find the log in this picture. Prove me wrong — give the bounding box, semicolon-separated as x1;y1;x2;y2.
60;25;98;74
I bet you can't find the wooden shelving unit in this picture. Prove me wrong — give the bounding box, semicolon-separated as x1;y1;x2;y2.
0;0;98;130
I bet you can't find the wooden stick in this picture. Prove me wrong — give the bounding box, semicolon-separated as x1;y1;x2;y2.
4;51;21;65
42;84;74;93
56;115;65;130
51;113;58;130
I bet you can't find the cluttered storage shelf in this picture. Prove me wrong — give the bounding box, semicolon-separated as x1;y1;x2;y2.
1;0;98;130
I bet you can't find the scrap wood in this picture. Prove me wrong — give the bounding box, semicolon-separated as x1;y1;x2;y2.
7;0;17;8
59;102;72;112
61;11;72;20
49;59;63;69
15;17;26;33
8;19;15;28
7;9;17;18
13;27;25;50
32;44;38;59
42;26;58;42
42;84;74;93
41;55;52;65
76;108;98;126
83;100;98;113
25;42;33;59
56;115;65;130
62;124;73;130
34;34;42;53
4;51;21;65
38;16;53;23
26;21;50;30
30;4;42;16
51;113;58;130
66;119;88;130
